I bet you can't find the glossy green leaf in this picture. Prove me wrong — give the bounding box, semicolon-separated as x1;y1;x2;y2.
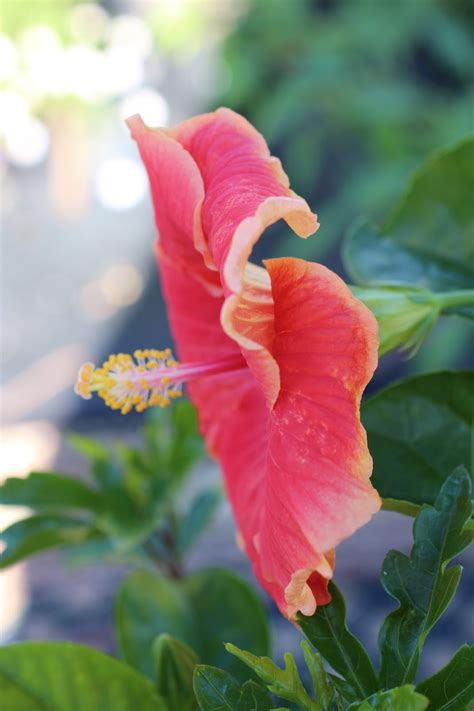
178;488;222;555
378;467;473;688
0;642;166;711
116;568;270;682
153;634;198;711
0;514;93;568
348;685;429;710
0;471;101;512
298;583;378;700
344;138;474;318
193;666;241;711
416;644;474;710
236;681;275;711
362;372;473;506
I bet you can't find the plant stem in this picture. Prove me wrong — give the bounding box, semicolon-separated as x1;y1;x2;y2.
381;498;421;517
434;289;474;311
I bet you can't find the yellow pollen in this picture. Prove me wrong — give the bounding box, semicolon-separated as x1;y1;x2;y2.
74;348;182;414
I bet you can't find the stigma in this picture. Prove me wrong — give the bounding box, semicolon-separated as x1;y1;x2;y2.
75;348;246;415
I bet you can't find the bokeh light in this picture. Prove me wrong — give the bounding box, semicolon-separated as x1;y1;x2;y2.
94;157;147;211
119;87;170;127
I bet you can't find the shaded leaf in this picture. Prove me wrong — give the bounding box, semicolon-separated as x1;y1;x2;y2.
362;372;473;506
0;642;166;711
184;569;270;680
0;515;93;568
236;681;275;711
193;666;241;711
116;570;196;679
298;582;378;700
348;684;429;710
116;568;270;682
344;138;474;318
416;644;474;710
378;467;473;688
0;471;101;512
178;488;222;555
153;634;198;711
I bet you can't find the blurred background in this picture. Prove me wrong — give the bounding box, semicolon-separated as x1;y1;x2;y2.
1;0;473;677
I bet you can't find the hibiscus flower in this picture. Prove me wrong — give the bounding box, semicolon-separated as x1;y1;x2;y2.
76;108;380;619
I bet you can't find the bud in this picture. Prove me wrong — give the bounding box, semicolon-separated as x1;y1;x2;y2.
352;286;439;357
153;633;197;711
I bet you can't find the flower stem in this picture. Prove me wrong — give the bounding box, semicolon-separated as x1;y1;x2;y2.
433;289;474;311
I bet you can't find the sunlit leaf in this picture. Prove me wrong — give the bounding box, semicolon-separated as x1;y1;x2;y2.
0;643;166;711
348;684;429;710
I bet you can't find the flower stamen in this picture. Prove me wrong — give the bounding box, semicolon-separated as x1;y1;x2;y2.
75;348;246;415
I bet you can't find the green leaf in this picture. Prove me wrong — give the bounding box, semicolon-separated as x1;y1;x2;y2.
0;514;93;568
297;582;378;700
343;138;474;318
178;488;222;555
362;371;474;506
183;569;270;680
0;642;166;711
0;471;101;512
67;433;109;462
236;681;275;711
348;685;429;710
416;645;474;710
116;570;196;679
301;640;334;711
225;643;315;710
153;634;198;711
116;568;270;682
193;666;241;711
378;467;473;688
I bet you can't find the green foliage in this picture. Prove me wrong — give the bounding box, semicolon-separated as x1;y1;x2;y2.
298;583;378;700
362;372;473;506
0;471;102;511
193;666;269;711
344;138;474;319
0;403;210;571
0;514;94;568
115;568;270;682
153;634;198;711
177;488;222;555
0;643;166;711
378;467;473;688
348;685;429;710
218;0;474;260
225;640;336;710
416;645;474;710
